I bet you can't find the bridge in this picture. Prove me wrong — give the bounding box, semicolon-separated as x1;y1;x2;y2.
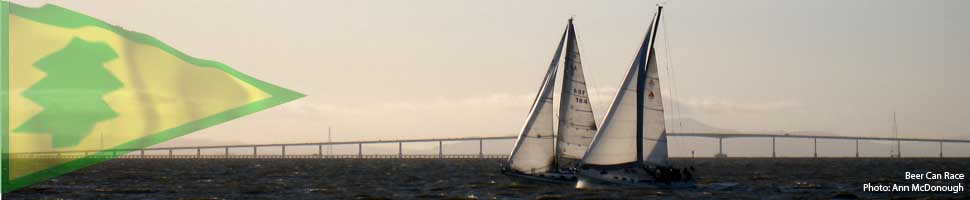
9;133;970;159
673;133;970;158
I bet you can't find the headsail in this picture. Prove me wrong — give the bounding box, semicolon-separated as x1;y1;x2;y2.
556;19;598;167
507;26;568;174
582;7;668;167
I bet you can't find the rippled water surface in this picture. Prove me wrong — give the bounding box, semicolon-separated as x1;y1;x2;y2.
7;158;970;199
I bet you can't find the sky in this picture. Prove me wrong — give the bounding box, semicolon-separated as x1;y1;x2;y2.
9;0;970;157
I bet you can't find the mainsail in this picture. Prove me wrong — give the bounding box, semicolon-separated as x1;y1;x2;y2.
582;7;668;167
643;50;668;165
556;19;598;167
507;26;567;174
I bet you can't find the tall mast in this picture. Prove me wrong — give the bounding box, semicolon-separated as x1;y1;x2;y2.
553;18;575;171
893;112;899;157
636;5;664;163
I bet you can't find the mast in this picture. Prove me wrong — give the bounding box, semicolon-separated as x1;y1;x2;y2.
636;5;663;163
553;17;576;170
893;112;899;157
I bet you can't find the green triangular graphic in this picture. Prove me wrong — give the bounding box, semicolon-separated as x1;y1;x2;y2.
1;2;305;192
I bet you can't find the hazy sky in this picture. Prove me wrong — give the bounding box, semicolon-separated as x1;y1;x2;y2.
10;0;970;156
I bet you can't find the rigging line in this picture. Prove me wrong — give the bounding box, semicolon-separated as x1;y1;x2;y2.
661;11;684;134
659;18;676;134
553;59;562;134
550;39;566;136
660;7;691;155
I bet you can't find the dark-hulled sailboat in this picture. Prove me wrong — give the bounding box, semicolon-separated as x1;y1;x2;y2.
576;5;695;188
503;18;598;184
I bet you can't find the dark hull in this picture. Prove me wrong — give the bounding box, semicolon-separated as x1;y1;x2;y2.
575;165;696;189
576;174;695;189
501;170;577;185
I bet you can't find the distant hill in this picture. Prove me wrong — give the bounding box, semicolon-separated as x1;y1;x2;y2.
668;118;840;137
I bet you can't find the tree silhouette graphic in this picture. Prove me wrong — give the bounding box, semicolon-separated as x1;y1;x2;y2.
14;37;123;148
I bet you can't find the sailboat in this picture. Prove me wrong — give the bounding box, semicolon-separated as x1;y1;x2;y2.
503;18;599;184
576;5;695;188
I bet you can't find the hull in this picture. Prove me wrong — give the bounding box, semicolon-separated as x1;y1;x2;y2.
501;169;578;185
575;165;696;189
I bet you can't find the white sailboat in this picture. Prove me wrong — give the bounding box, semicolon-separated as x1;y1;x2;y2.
576;5;695;188
503;18;599;184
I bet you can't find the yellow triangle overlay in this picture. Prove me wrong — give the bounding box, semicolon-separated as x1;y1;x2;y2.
1;3;304;192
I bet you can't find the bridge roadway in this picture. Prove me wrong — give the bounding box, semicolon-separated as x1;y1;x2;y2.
9;133;970;159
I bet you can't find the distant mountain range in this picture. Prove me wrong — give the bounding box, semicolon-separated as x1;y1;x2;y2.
667;118;839;136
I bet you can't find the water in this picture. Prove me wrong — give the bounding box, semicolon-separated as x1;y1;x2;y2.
6;158;969;199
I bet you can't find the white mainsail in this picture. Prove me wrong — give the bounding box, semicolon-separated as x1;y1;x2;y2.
556;19;598;164
580;48;642;166
508;27;567;174
581;9;668;167
643;49;668;166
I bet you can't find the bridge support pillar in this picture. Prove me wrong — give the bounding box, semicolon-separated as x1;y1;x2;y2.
358;143;362;159
855;139;860;158
771;137;776;158
813;138;817;158
940;141;943;158
714;137;726;158
479;139;484;159
438;140;444;159
281;145;286;158
718;137;723;157
897;140;902;158
140;150;145;159
225;147;229;158
169;149;173;158
253;146;257;158
398;142;403;159
318;144;323;159
197;148;201;158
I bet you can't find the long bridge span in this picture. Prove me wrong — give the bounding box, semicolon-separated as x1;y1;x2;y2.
10;133;970;159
